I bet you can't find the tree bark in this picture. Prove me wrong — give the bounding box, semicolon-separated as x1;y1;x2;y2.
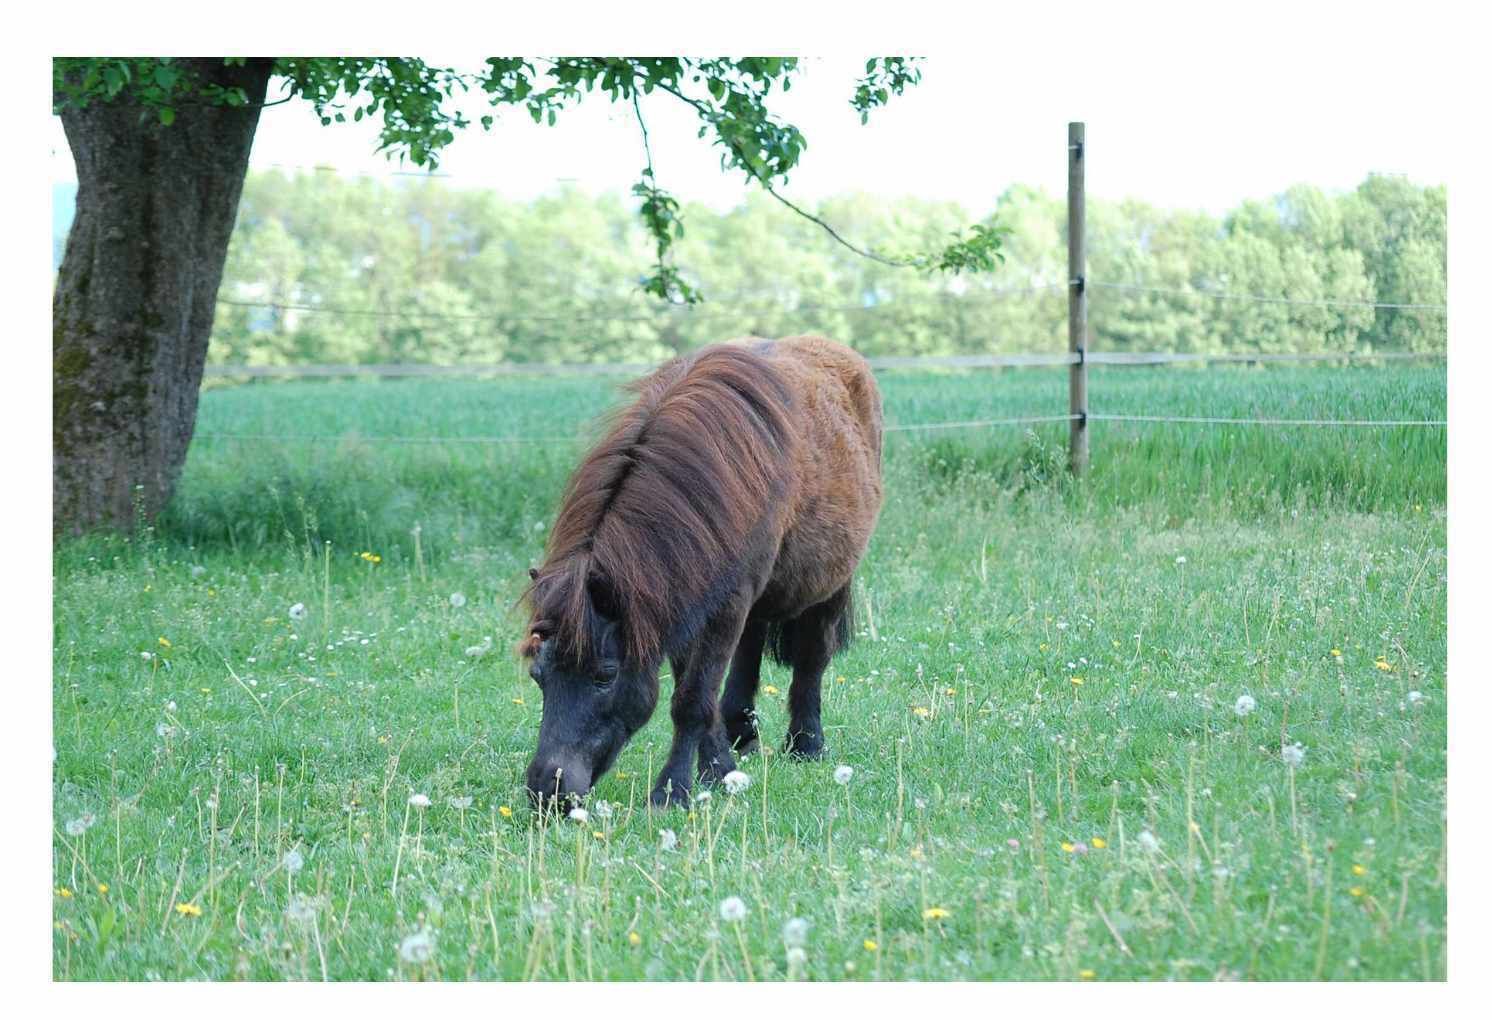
53;59;273;534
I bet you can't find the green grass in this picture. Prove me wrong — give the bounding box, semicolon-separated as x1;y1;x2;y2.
52;364;1446;980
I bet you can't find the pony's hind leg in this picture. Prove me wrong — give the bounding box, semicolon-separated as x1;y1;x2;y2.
784;586;852;759
720;618;767;754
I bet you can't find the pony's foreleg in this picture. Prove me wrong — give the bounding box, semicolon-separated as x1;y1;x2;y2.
720;618;767;755
649;612;745;809
784;587;850;759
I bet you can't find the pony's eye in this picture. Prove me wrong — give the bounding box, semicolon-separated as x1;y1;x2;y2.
595;661;620;686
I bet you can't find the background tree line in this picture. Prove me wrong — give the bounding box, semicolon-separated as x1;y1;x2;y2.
199;170;1445;366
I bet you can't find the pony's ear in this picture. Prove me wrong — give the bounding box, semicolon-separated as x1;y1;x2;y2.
586;572;621;621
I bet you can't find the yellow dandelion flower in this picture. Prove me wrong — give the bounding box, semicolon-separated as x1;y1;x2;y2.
836;676;846;685
1330;648;1343;658
512;697;525;706
1039;642;1050;652
158;636;173;649
1375;658;1394;672
1061;841;1075;853
55;887;72;898
922;907;950;921
616;771;629;780
143;585;152;593
764;685;780;696
1091;837;1107;849
377;734;389;744
910;845;925;860
1351;863;1367;876
498;805;513;818
628;931;641;947
1079;969;1096;980
1069;676;1084;686
97;883;109;895
200;687;212;694
945;687;957;696
174;902;202;917
1188;821;1201;834
912;706;931;718
593;830;606;840
1349;887;1365;898
863;939;879;951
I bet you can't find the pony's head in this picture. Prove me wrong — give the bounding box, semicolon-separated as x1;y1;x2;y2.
519;566;660;810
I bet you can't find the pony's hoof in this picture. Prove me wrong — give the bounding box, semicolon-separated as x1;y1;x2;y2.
784;734;825;760
649;785;691;810
733;736;761;758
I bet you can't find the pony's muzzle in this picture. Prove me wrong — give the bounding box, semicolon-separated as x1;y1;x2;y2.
525;758;592;812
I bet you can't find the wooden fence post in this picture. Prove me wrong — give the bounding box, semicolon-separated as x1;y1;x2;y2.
1068;121;1089;474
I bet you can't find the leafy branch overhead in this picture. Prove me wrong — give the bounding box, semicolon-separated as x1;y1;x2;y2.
53;56;1006;304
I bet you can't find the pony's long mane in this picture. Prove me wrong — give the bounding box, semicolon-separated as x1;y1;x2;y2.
521;343;798;668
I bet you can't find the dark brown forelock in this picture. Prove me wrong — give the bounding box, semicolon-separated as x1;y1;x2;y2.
521;343;798;668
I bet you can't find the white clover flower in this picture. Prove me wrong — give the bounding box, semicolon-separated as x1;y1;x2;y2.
722;770;751;795
833;765;854;785
408;793;431;809
289;603;307;622
449;592;467;609
782;917;810;948
568;806;589;824
1234;694;1257;718
1175;556;1188;565
399;928;436;964
719;896;747;923
283;848;304;874
1137;830;1161;853
658;829;678;852
1282;743;1306;768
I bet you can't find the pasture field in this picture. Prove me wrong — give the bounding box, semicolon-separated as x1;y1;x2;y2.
52;363;1447;980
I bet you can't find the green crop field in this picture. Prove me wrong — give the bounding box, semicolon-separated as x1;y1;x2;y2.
52;363;1446;981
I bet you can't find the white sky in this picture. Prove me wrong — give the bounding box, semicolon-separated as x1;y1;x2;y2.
48;47;1452;219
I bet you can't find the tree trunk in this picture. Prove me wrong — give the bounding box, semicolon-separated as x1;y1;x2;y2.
53;59;273;535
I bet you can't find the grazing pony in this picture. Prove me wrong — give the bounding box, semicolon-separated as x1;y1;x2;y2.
519;335;883;809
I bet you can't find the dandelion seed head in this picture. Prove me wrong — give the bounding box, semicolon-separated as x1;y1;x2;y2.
567;807;589;824
283;848;304;874
398;928;435;964
782;917;810;947
407;793;431;809
833;765;854;785
449;592;467;608
1137;830;1161;853
288;603;307;622
719;896;747;922
658;829;678;852
1234;694;1257;717
722;770;751;795
1282;743;1306;768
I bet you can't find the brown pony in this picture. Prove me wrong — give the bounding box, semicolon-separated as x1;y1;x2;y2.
519;335;883;809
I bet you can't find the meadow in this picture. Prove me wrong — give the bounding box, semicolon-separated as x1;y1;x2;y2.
52;362;1447;980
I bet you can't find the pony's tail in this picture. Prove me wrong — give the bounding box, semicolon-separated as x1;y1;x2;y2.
764;584;854;667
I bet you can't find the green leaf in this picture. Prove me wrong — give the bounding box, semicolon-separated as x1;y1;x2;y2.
158;106;175;127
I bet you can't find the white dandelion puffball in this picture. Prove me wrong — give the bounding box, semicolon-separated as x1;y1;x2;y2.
408;793;431;809
534;520;546;532
283;848;305;874
1175;555;1187;565
1407;690;1424;706
447;796;473;810
464;637;493;658
288;602;307;622
449;592;467;609
786;946;807;969
64;817;88;837
399;928;435;964
568;806;589;824
593;800;614;820
722;770;751;795
833;765;854;785
694;789;712;805
190;565;206;579
658;828;678;852
286;894;318;924
1137;830;1161;853
1282;743;1306;768
1234;694;1257;718
782;917;810;948
719;896;747;923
